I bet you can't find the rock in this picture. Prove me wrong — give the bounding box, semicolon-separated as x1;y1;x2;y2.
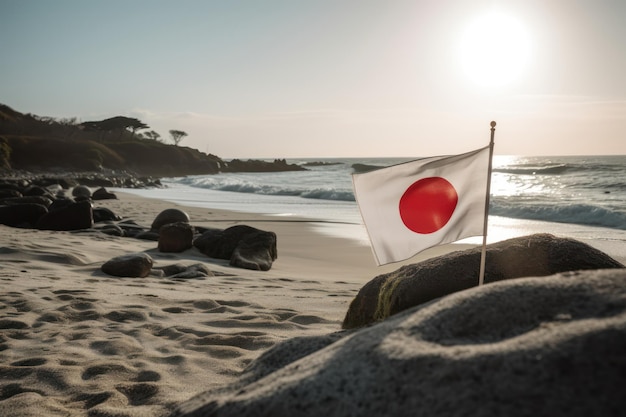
151;208;190;231
92;207;122;223
76;176;115;187
92;187;118;200
23;185;53;198
115;221;148;238
98;224;125;237
170;269;626;417
101;253;153;278
158;222;195;253
0;196;53;208
72;185;92;199
0;203;48;228
45;183;64;197
73;194;91;203
192;227;233;259
343;234;624;329
0;189;21;199
155;263;213;279
193;225;265;259
0;182;22;193
230;230;277;271
134;230;160;241
47;198;74;212
223;158;307;173
193;225;278;271
155;263;194;276
2;179;29;189
36;200;94;231
53;178;78;189
169;269;212;279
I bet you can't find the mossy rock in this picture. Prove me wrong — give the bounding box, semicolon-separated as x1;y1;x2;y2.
343;233;624;329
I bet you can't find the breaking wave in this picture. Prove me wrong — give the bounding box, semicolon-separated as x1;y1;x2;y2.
490;199;626;230
163;154;626;231
172;175;356;202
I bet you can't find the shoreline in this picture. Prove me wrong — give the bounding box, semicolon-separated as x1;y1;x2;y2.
114;188;626;266
111;191;483;280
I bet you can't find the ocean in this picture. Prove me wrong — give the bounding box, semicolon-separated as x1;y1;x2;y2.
116;154;626;257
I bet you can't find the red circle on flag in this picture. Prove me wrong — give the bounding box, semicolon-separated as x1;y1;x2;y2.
399;177;458;234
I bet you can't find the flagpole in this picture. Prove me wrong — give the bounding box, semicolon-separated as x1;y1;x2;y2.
478;121;496;286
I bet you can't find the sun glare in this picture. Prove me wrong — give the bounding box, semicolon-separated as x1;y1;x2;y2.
458;10;531;89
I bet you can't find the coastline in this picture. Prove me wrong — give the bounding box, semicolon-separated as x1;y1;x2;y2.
108;190;481;279
114;187;626;266
1;190;625;416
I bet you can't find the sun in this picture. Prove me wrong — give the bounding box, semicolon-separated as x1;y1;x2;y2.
458;10;531;89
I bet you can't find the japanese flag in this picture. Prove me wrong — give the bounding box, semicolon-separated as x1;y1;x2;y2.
352;146;491;265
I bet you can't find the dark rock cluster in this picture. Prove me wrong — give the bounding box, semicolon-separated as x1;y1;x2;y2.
142;208;278;271
100;253;214;279
0;177;279;274
223;158;305;173
96;210;278;277
1;172;161;191
0;174;152;231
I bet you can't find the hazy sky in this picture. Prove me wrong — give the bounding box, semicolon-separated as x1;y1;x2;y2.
2;0;625;158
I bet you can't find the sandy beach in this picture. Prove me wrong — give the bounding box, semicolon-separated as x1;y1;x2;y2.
1;191;625;417
0;191;454;417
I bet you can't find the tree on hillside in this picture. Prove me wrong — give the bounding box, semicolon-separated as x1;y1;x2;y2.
81;116;149;140
126;118;149;137
169;129;188;146
144;130;161;142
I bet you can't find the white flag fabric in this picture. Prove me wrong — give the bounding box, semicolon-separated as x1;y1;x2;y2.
352;146;491;265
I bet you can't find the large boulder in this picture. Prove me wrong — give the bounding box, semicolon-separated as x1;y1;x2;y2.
193;225;278;271
193;225;257;259
230;230;277;271
343;234;623;329
23;185;54;198
98;224;125;237
158;222;195;253
171;269;626;417
72;185;92;199
92;207;122;223
36;200;93;231
92;187;118;200
151;208;190;231
101;253;154;278
0;203;48;228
